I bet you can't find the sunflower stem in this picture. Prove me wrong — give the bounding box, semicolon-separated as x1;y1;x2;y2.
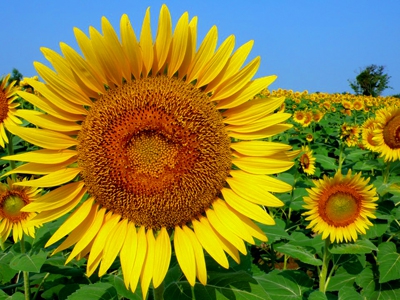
20;236;31;300
153;282;165;300
319;239;331;293
6;131;16;177
337;142;345;173
382;161;391;184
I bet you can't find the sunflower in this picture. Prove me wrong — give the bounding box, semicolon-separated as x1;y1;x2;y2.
373;106;400;161
293;110;305;124
299;146;316;175
302;111;313;127
0;178;41;243
303;170;377;243
0;74;22;148
305;133;313;142
4;5;297;297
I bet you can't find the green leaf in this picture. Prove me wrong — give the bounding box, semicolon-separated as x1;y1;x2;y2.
338;286;363;300
326;267;358;292
307;290;328;300
290;188;308;211
102;275;141;300
0;262;18;284
275;244;322;266
329;239;377;254
377;242;400;284
364;220;389;239
0;292;26;300
314;154;337;170
257;219;291;244
67;282;118;300
287;232;324;257
9;249;47;273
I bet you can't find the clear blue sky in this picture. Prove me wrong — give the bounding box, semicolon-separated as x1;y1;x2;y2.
2;0;399;96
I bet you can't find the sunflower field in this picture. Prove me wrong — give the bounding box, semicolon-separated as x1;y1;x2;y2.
0;4;399;300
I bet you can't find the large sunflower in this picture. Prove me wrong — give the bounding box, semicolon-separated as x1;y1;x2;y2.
0;74;22;148
0;178;41;243
303;170;377;243
4;5;297;297
373;106;400;161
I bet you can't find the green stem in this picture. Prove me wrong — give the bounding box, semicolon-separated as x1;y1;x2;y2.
20;237;31;300
153;281;165;300
382;161;391;184
337;142;345;173
319;239;331;293
32;273;49;300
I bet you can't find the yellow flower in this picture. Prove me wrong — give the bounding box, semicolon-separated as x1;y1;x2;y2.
303;170;378;243
5;5;297;298
0;74;22;148
302;111;313;127
373;106;400;161
299;145;316;175
305;133;313;142
0;178;41;243
293;110;305;124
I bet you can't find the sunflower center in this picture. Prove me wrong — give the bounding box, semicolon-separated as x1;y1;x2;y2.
77;76;232;229
0;90;9;123
0;192;30;222
319;185;361;226
383;115;400;149
300;154;310;168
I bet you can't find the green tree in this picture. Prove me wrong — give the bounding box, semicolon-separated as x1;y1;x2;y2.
348;64;391;97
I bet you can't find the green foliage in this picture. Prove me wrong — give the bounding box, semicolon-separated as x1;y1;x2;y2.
348;64;391;97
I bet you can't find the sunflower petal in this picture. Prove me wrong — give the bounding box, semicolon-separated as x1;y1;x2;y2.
152;227;171;288
174;226;196;286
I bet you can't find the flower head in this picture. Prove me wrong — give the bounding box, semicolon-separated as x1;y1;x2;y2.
0;74;22;147
0;178;41;243
299;145;316;175
6;5;297;298
303;170;378;243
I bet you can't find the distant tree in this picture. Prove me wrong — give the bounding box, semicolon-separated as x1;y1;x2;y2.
348;64;391;97
9;68;23;85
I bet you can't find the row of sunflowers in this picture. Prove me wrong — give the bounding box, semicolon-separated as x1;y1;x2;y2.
1;4;399;300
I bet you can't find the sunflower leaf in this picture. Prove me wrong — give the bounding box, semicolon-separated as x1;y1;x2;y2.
66;282;118;300
329;239;378;254
275;243;322;266
377;242;400;284
313;154;337;170
9;249;47;273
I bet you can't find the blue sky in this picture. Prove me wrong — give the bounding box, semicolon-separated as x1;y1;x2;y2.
2;0;399;95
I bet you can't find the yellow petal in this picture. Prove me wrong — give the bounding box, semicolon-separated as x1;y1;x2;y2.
22;181;85;212
14;168;81;188
222;96;285;125
196;35;235;87
140;8;153;76
232;156;294;175
129;226;147;292
153;5;172;74
87;213;121;277
8;126;77;150
99;218;128;276
226;113;291;133
186;25;217;82
192;216;228;269
230;141;292;157
167;12;189;77
226;176;284;207
235;212;268;242
182;225;207;285
55;203;99;255
14;110;81;132
206;208;247;254
174;226;196;286
212;198;254;244
120;14;143;80
2;149;77;164
141;229;155;300
120;222;138;289
152;227;171;288
178;17;197;78
3;158;76;177
228;124;293;140
205;40;254;93
230;170;291;193
211;56;260;101
221;188;275;225
45;197;94;247
101;17;131;81
213;229;240;264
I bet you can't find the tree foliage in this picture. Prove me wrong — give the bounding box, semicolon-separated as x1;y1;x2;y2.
349;64;391;97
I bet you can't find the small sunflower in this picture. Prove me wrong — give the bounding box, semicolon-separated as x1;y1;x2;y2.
0;74;22;148
303;170;378;243
299;145;316;175
305;133;313;142
5;5;297;298
373;106;400;161
293;110;305;125
302;111;313;127
0;178;41;243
